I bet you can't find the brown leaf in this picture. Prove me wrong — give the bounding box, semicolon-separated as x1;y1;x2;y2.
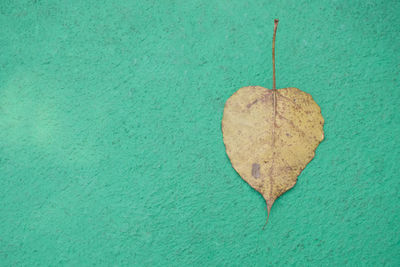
221;20;324;224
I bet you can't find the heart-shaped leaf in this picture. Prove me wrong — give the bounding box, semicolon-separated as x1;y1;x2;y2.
222;20;324;224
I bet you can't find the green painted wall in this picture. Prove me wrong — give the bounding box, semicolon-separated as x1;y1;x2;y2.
1;0;399;266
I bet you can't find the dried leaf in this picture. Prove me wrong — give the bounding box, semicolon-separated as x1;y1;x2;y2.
221;20;324;223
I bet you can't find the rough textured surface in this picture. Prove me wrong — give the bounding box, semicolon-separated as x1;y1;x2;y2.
222;86;324;215
0;0;399;266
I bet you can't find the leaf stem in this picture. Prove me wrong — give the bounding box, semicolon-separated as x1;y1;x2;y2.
272;19;279;90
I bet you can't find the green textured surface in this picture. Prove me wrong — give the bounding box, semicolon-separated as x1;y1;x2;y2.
1;0;400;266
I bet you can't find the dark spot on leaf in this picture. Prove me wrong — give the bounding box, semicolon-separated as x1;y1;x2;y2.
252;163;260;179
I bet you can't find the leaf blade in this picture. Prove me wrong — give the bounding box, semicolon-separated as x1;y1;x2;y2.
222;86;324;219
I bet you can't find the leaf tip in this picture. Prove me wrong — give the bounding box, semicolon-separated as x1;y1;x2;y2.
262;199;275;230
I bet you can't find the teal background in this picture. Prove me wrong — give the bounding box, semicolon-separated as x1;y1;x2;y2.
1;0;399;266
